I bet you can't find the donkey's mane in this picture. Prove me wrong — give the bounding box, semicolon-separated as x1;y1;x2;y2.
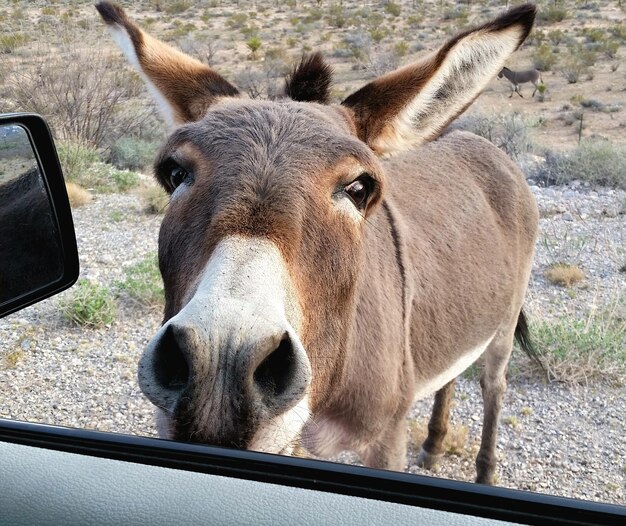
284;52;333;104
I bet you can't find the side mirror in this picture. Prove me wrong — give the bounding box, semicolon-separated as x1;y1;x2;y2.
0;113;79;318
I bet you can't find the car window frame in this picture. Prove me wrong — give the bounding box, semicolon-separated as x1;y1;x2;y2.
0;418;623;526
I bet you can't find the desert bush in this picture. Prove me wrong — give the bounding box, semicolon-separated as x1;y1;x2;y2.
61;280;116;328
610;22;626;41
529;305;626;384
56;141;101;183
326;4;347;28
538;4;568;24
344;31;371;60
385;1;402;17
536;82;548;102
65;182;92;208
600;40;619;59
582;27;605;43
139;184;169;215
178;35;222;66
226;13;248;29
561;59;585;83
110;137;159;171
116;255;164;308
560;45;596;83
164;0;192;13
246;36;262;59
532;43;556;71
442;6;469;23
532;139;626;189
547;29;565;45
544;263;585;287
453;113;535;160
4;43;151;149
394;42;409;58
0;32;28;53
369;28;388;44
83;163;140;193
406;14;424;28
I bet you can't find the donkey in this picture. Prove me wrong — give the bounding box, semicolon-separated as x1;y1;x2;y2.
498;66;542;98
97;2;539;485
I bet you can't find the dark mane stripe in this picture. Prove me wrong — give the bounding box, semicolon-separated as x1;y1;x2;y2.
284;52;333;104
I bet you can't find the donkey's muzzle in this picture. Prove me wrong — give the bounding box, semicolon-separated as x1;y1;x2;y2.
138;317;311;442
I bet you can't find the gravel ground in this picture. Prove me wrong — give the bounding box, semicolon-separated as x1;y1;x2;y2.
1;187;624;506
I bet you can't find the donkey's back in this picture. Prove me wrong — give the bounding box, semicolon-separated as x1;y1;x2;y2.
364;131;538;481
387;131;538;387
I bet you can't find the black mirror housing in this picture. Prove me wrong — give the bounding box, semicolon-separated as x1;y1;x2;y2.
0;113;79;318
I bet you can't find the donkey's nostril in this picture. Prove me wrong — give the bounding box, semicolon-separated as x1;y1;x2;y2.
153;324;190;391
253;333;296;402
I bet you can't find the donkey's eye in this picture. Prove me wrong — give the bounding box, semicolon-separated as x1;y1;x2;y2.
344;175;374;210
169;165;189;190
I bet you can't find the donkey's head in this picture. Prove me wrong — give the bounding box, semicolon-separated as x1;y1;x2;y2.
97;2;535;452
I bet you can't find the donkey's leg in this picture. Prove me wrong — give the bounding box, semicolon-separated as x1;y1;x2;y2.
416;379;456;469
361;415;408;471
531;81;538;97
516;85;524;98
475;329;515;485
508;84;514;98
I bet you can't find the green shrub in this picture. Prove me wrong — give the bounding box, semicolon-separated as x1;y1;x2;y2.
385;1;401;17
61;280;116;327
538;4;568;24
246;36;262;58
71;162;140;193
164;0;193;14
601;40;619;58
532;43;556;71
0;32;29;53
226;13;248;29
116;255;164;308
531;311;626;384
109;137;158;171
394;41;409;58
56;141;101;183
583;27;605;43
610;22;626;41
532;139;626;189
326;4;347;28
547;29;565;45
369;28;388;43
442;7;469;23
406;14;424;28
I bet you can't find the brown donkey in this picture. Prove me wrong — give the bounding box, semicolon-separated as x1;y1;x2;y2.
97;2;539;484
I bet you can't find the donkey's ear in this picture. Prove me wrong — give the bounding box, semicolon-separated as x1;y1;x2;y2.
342;4;535;154
96;2;238;127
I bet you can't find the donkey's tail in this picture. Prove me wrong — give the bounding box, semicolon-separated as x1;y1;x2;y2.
514;309;545;374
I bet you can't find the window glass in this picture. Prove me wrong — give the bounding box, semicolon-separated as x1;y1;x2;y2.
0;0;624;508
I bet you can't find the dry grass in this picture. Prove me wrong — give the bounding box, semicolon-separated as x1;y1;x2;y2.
65;181;92;208
407;418;471;458
2;349;24;369
516;296;626;385
138;184;169;214
544;263;585;287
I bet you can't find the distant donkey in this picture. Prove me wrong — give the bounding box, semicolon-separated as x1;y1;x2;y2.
498;66;542;98
97;1;540;485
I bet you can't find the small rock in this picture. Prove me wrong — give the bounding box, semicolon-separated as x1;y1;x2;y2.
562;212;574;221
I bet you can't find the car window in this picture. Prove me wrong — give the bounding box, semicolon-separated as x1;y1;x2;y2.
0;1;624;508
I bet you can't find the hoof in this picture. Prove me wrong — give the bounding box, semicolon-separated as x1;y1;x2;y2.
415;448;444;470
